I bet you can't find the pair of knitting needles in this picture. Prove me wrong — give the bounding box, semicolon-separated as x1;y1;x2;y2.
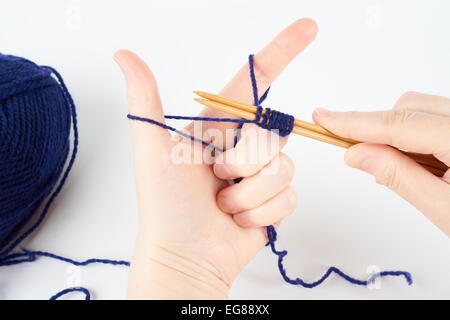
194;91;448;177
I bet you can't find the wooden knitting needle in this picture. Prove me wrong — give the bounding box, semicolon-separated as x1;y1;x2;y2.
194;91;358;146
194;98;353;147
194;97;446;176
193;92;449;176
195;92;446;169
194;91;448;170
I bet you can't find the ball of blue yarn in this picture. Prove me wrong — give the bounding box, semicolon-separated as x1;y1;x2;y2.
0;53;77;259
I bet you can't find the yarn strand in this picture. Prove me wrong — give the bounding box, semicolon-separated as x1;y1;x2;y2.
50;287;91;300
128;54;413;289
266;225;412;288
0;248;130;267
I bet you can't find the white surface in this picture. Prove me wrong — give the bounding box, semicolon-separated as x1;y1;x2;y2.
1;0;449;299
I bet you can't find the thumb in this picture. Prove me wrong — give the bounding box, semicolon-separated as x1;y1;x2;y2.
114;50;171;171
345;143;450;236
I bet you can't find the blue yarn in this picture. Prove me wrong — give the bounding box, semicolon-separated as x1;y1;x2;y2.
0;248;130;267
128;54;413;289
0;247;130;300
247;55;294;137
0;53;129;300
127;114;252;153
128;55;293;142
0;54;77;258
266;226;412;287
0;52;411;300
50;287;91;300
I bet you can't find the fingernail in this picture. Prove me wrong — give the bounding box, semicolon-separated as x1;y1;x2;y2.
217;193;236;213
214;163;231;179
345;150;372;172
233;214;254;228
214;153;224;165
314;107;333;118
360;157;373;172
306;23;318;37
301;19;319;37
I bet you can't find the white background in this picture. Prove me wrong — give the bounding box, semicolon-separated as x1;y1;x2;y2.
1;0;449;299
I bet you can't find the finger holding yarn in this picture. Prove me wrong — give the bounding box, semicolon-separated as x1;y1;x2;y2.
128;54;413;290
186;18;318;150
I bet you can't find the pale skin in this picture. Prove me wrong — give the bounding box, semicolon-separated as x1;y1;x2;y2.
114;18;449;299
313;93;450;236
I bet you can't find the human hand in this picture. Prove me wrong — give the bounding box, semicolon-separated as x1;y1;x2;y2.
313;92;450;237
114;18;318;299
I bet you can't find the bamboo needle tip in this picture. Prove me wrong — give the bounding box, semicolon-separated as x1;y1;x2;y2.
193;91;207;98
193;98;208;105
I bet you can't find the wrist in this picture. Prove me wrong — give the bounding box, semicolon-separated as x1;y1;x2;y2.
127;235;230;299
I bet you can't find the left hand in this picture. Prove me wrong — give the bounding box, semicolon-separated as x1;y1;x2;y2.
115;18;318;299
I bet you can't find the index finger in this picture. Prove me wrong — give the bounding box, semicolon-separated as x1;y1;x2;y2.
313;108;450;166
185;18;318;148
394;92;450;117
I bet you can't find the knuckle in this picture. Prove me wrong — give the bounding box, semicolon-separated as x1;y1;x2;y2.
381;110;398;127
394;91;419;109
436;149;450;168
272;220;282;228
248;212;263;226
127;87;158;106
284;187;298;213
217;189;238;213
234;164;257;178
252;62;272;92
380;110;414;141
343;111;359;124
377;163;401;191
227;164;242;177
340;111;359;138
233;213;253;228
395;110;415;125
278;153;296;182
221;161;250;178
225;150;261;178
239;209;266;228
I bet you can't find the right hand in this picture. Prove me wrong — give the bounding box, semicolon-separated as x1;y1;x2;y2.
313;92;450;237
